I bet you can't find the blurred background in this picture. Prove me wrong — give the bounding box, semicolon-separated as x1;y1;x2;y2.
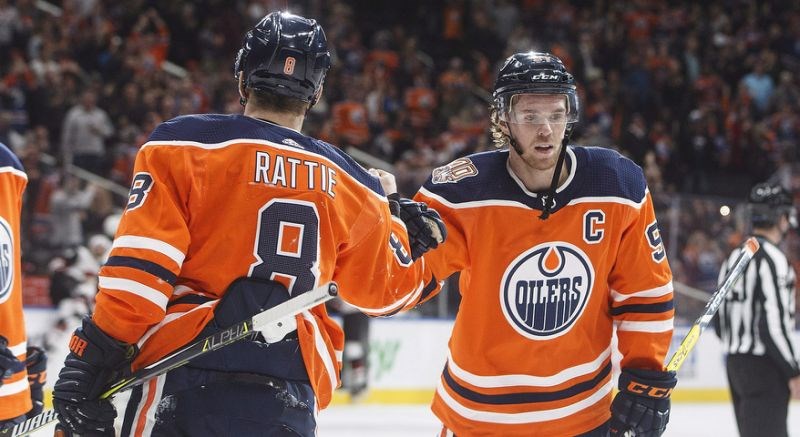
2;0;799;408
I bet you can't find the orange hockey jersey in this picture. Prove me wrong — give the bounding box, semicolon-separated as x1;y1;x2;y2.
414;146;674;436
0;142;31;421
92;114;434;410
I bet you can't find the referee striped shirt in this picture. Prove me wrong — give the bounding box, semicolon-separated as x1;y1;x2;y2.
714;236;800;378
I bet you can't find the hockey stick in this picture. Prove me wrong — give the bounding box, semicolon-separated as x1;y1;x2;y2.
5;282;338;437
665;237;759;372
622;237;760;437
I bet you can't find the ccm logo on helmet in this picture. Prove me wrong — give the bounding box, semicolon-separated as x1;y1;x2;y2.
530;73;560;81
500;242;594;340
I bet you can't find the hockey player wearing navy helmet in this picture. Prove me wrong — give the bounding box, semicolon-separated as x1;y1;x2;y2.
51;10;445;437
371;51;676;436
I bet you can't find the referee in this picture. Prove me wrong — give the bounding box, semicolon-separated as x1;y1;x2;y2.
715;182;800;437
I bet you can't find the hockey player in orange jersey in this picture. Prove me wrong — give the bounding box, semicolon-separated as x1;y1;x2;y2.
378;52;676;436
0;142;47;432
51;12;445;437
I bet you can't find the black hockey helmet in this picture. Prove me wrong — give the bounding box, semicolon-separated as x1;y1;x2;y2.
748;182;798;229
234;11;331;105
492;52;579;125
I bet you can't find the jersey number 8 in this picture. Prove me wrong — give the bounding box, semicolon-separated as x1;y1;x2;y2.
249;199;320;295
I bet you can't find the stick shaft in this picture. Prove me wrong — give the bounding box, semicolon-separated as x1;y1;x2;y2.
6;282;338;437
666;237;759;372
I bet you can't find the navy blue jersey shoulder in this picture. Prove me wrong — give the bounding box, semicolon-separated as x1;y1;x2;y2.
422;149;514;204
0;142;24;172
148;114;383;195
572;146;646;202
422;146;645;211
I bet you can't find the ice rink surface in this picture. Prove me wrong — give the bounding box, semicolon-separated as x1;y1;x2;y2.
26;401;798;436
316;402;800;437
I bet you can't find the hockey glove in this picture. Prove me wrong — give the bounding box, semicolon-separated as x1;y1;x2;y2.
53;317;137;436
610;368;677;437
0;342;47;431
0;335;25;381
388;194;447;260
25;346;47;416
0;337;26;431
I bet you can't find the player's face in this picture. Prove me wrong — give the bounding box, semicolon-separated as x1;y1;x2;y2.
505;94;568;171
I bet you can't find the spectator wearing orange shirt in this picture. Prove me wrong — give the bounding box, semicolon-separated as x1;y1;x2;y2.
404;72;437;131
332;76;370;147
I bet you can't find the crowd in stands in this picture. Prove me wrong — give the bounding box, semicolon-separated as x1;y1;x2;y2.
0;0;798;322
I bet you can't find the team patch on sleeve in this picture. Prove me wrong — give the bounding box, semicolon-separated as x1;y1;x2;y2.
432;158;478;184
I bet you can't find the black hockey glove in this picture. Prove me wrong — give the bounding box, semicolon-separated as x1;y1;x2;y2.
610;368;677;437
0;341;47;431
0;336;25;381
25;346;47;417
0;336;26;431
53;317;137;436
388;194;447;260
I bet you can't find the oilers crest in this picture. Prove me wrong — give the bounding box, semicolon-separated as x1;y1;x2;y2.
500;242;594;340
0;217;14;304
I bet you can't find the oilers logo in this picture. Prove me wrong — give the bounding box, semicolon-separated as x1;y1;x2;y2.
500;242;593;340
0;217;14;304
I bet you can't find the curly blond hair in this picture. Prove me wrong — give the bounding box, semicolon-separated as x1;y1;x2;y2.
489;105;510;149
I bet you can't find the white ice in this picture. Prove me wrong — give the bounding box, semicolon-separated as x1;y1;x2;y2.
25;402;800;436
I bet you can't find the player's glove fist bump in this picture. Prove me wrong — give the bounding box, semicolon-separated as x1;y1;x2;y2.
388;194;447;260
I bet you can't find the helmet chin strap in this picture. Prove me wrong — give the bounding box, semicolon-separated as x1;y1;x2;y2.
537;135;567;220
508;125;574;220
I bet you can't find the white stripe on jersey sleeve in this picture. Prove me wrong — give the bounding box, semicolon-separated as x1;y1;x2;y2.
302;311;339;392
8;341;26;357
112;235;186;266
616;319;674;333
0;377;29;396
446;346;612;389
610;281;673;303
136;300;217;348
99;276;169;310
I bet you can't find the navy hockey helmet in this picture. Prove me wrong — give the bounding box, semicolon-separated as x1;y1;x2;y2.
492;52;579;125
234;11;331;104
748;183;798;229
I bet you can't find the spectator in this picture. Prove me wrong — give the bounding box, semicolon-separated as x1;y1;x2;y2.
741;63;775;116
48;174;95;249
60;90;113;176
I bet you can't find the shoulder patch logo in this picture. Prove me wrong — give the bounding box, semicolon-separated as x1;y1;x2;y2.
431;157;478;184
500;242;594;340
0;217;15;304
